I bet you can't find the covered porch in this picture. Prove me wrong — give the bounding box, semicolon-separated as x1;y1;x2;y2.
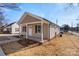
19;21;50;43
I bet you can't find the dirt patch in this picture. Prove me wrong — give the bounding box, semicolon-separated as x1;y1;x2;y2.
18;39;39;47
1;33;79;56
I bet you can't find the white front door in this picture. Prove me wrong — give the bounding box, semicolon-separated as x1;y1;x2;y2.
28;27;32;36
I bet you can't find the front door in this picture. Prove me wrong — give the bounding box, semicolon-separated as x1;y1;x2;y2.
28;27;32;36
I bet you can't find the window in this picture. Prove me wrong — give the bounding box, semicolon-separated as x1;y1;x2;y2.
22;26;26;32
15;28;19;32
35;25;41;33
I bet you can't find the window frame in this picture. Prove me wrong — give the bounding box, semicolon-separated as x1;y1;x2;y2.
35;25;41;33
15;28;19;32
22;26;26;32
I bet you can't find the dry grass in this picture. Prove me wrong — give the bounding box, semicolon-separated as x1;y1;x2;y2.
1;33;79;56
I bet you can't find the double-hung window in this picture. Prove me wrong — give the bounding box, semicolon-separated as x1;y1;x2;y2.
22;26;26;32
15;28;19;32
35;25;41;33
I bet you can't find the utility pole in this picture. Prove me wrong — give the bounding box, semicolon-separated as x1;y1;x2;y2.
76;18;79;27
71;22;73;27
56;19;58;25
76;18;79;31
55;19;58;37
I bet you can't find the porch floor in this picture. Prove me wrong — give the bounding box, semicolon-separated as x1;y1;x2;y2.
27;36;49;42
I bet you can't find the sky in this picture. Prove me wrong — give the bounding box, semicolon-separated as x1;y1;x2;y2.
3;3;79;27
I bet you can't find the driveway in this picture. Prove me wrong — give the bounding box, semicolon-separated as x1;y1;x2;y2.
0;34;21;56
0;34;19;36
69;31;79;36
0;34;20;44
0;47;5;56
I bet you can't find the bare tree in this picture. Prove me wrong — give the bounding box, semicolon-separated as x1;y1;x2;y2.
0;3;20;27
62;24;70;32
0;9;5;27
0;3;20;10
64;3;79;11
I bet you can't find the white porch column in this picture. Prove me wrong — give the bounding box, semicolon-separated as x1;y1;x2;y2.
26;24;28;39
41;21;44;43
19;25;21;35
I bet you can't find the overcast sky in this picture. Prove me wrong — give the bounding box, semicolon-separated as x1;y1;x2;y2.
3;3;79;27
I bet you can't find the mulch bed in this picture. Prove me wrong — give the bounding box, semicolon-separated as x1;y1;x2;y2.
18;39;39;47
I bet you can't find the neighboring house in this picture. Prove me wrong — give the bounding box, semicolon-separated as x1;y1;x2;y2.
3;22;19;34
18;12;60;43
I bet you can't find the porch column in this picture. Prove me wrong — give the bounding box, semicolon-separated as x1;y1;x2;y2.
41;21;44;43
19;25;21;35
26;24;28;39
48;23;50;40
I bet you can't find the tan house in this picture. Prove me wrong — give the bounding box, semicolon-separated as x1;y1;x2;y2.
18;12;60;43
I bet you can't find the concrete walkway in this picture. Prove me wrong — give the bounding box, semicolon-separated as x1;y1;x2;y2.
0;47;5;56
69;31;79;36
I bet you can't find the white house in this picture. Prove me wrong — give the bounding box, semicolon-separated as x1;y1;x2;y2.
18;12;60;43
3;22;19;34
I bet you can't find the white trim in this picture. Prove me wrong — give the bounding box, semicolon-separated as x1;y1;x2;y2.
19;25;21;35
19;25;22;35
28;13;43;21
41;21;44;43
20;21;41;25
27;21;41;24
18;13;28;24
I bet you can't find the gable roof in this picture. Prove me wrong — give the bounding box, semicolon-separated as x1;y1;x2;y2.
7;22;16;27
18;12;60;27
3;22;16;28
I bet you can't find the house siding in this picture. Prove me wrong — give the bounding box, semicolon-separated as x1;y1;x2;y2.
43;23;49;39
21;15;41;24
50;24;60;39
11;23;19;34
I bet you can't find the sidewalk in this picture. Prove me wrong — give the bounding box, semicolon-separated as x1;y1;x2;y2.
69;31;79;36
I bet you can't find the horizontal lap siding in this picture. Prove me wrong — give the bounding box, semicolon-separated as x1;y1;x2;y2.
12;23;19;34
21;15;41;24
50;24;60;39
43;23;49;39
50;28;56;39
